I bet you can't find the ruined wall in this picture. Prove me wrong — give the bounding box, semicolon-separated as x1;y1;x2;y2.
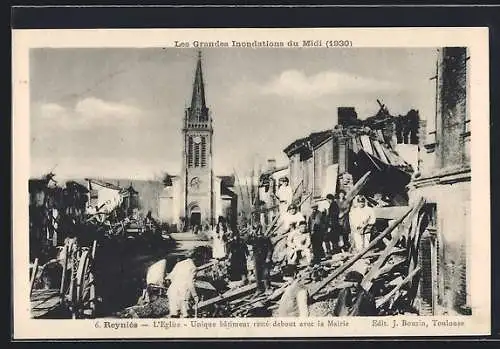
437;47;469;169
410;180;471;315
410;47;471;315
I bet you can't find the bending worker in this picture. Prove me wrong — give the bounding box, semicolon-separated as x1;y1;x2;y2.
165;254;199;318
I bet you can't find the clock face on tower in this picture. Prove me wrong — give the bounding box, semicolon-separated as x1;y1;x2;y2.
190;177;201;191
193;136;202;144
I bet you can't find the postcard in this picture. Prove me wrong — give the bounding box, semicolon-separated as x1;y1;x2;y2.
12;27;490;339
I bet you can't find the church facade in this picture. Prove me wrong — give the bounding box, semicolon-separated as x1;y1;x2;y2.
158;52;237;231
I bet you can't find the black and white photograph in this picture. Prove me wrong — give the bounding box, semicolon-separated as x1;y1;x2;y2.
12;28;490;338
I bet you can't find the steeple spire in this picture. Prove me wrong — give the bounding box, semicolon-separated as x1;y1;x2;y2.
188;50;208;121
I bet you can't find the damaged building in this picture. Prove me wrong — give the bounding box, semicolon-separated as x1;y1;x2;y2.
282;103;418;217
408;47;471;316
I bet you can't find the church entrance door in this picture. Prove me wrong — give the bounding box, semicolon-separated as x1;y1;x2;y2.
190;212;201;229
189;204;201;233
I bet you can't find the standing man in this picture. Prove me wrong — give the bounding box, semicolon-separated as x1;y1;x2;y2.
308;204;324;262
325;193;340;256
275;177;293;218
336;189;351;252
227;232;249;285
248;220;273;293
349;196;376;253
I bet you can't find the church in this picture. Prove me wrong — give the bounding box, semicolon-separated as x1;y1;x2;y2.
158;52;238;231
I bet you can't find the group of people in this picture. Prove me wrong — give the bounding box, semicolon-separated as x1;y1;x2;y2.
162;177;386;318
210;216;273;293
280;191;376;268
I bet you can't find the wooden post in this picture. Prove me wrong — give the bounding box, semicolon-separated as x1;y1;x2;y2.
91;240;97;260
60;245;68;295
30;258;39;296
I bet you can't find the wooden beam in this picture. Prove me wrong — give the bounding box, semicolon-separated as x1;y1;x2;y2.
59;245;68;295
309;200;419;298
195;260;217;272
361;198;425;291
376;267;421;309
197;283;257;310
373;206;411;220
30;258;39;296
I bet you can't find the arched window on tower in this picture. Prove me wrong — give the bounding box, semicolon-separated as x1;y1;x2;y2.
188;137;194;168
201;136;207;167
194;142;200;167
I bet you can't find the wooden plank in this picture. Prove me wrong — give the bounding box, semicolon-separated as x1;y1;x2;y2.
309;202;417;298
360;135;374;155
31;289;62;318
376;130;385;143
196;260;217;272
30;258;39;296
375;258;407;278
60;245;68;295
376;267;421;309
361;198;425;291
373;206;411;220
372;139;390;164
197;283;257;310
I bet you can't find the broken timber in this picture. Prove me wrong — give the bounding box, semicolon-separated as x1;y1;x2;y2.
361;197;425;291
309;197;423;299
197;283;257;310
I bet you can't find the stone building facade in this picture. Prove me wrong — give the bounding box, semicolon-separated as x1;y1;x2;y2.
409;47;471;315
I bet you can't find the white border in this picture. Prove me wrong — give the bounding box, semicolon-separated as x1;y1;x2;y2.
12;27;490;339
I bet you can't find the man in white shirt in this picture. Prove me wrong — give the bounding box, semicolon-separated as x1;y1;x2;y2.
165;256;199;318
282;204;305;233
276;177;293;217
349;196;376;253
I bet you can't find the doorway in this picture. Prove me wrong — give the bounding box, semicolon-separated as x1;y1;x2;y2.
190;212;201;228
189;204;201;232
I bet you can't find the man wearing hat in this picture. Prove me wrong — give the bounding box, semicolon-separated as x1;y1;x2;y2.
324;193;341;256
308;203;324;262
333;270;377;316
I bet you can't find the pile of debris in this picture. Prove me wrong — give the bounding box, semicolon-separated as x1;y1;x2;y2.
193;175;424;318
117;171;426;318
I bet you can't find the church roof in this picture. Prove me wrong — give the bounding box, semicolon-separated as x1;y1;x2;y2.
187;51;209;122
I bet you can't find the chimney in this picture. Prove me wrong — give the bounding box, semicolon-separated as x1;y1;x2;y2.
338;107;358;127
267;159;277;172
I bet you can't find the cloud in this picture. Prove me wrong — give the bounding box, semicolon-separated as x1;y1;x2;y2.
34;97;142;130
260;69;401;99
75;97;141;120
39;103;66;118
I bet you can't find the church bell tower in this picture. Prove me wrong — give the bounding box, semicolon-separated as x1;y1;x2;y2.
182;51;214;229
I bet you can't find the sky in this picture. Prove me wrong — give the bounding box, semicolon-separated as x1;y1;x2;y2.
29;47;438;181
